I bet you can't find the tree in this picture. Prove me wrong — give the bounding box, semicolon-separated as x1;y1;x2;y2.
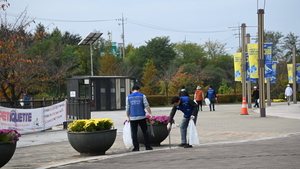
173;42;206;64
281;32;300;62
170;66;189;95
0;11;50;103
204;40;227;60
140;59;158;95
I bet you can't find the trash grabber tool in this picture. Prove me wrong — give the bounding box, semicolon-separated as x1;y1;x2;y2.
168;128;171;149
149;120;155;137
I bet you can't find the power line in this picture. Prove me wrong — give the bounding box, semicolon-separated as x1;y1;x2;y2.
127;19;231;34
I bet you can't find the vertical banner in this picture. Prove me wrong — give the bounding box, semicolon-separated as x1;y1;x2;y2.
270;62;277;83
264;43;273;78
287;64;293;83
246;52;257;82
234;53;242;81
248;44;259;78
296;63;300;83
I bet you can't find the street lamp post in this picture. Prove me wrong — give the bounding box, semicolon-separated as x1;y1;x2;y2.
78;32;103;76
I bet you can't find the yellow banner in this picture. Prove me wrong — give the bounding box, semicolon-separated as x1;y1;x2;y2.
287;64;293;83
248;44;259;78
234;53;242;81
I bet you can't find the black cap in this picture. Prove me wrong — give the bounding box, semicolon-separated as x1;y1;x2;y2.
132;86;140;91
171;96;180;104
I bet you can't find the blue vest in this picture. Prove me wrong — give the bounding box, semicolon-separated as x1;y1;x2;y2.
207;89;215;98
176;96;193;117
128;92;146;118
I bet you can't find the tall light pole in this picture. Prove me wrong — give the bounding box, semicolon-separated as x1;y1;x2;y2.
78;32;103;76
258;9;266;117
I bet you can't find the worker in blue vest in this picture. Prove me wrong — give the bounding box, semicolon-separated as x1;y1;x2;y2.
206;85;217;111
126;86;153;151
167;96;198;148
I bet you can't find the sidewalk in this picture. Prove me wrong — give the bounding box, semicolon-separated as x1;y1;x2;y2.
3;102;300;169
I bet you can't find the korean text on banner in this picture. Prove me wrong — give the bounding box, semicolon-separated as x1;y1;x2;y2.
287;64;293;83
234;53;242;81
248;44;259;78
264;43;273;78
270;62;277;83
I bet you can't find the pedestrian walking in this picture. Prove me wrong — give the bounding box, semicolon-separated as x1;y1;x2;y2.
206;85;217;111
194;86;204;111
285;84;293;106
252;86;259;108
179;86;189;97
166;96;198;148
126;86;153;151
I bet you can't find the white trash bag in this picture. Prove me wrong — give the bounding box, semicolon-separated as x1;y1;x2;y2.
205;98;210;106
188;119;200;146
123;121;133;149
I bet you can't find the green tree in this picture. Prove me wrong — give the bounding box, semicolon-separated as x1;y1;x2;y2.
281;32;300;62
140;59;158;95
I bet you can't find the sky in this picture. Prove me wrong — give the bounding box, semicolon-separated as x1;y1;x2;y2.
1;0;300;55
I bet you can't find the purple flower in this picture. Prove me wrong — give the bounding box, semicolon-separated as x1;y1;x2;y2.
0;129;21;144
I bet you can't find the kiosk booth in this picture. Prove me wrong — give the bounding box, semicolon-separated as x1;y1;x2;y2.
67;76;135;111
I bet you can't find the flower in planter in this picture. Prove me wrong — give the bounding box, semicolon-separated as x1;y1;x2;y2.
123;115;174;125
145;115;174;125
68;118;114;132
0;129;21;144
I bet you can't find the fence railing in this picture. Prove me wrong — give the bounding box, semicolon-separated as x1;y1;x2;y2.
0;97;91;120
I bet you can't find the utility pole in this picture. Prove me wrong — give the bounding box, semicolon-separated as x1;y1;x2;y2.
292;45;297;104
122;14;125;58
118;14;126;58
258;9;266;117
246;33;252;108
241;24;247;101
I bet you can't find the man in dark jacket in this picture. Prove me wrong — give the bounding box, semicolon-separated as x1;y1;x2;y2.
179;86;189;97
167;96;198;148
252;86;259;108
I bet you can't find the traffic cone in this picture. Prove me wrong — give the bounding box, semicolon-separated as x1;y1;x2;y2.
240;97;249;115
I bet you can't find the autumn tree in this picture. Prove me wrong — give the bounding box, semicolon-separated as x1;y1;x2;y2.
0;11;50;103
140;59;158;95
170;66;189;95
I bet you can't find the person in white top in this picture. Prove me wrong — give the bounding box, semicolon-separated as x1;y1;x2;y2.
284;84;293;105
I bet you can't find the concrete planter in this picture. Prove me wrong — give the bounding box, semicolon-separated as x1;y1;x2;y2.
137;124;168;146
67;129;117;156
0;142;17;168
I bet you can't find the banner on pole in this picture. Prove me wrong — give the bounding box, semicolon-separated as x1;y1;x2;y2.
248;44;259;78
287;64;293;83
246;52;257;82
296;63;300;83
264;43;273;78
270;62;277;83
234;53;242;81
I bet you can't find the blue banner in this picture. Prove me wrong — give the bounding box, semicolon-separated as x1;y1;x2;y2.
246;52;257;82
296;63;300;83
264;43;273;78
270;62;277;83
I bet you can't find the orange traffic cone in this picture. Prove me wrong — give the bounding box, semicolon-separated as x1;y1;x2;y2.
240;97;249;115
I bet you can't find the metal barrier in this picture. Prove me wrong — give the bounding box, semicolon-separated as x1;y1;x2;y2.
0;97;91;120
